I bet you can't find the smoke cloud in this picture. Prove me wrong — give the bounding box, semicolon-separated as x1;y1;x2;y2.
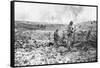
15;2;96;24
40;5;84;24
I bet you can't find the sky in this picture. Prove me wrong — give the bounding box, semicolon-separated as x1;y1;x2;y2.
15;2;97;24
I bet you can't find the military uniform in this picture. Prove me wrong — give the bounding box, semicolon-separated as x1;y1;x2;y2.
66;21;74;50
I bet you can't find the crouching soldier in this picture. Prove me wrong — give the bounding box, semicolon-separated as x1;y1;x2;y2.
54;29;60;47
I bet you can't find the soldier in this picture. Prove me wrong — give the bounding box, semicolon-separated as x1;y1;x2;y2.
54;29;60;47
48;32;51;41
66;21;74;50
67;21;74;38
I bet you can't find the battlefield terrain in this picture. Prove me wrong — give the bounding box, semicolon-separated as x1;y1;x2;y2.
14;20;97;66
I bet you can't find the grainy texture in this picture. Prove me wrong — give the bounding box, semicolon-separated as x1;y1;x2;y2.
13;2;97;66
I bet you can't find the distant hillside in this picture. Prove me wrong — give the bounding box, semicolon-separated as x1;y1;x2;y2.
15;20;97;32
15;21;66;31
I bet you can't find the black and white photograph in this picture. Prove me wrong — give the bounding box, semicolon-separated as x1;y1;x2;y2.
11;1;98;67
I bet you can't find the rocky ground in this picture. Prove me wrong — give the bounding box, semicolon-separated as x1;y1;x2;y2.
15;45;96;66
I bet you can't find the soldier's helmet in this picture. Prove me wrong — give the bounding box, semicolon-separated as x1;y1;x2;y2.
69;21;73;25
56;29;59;32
